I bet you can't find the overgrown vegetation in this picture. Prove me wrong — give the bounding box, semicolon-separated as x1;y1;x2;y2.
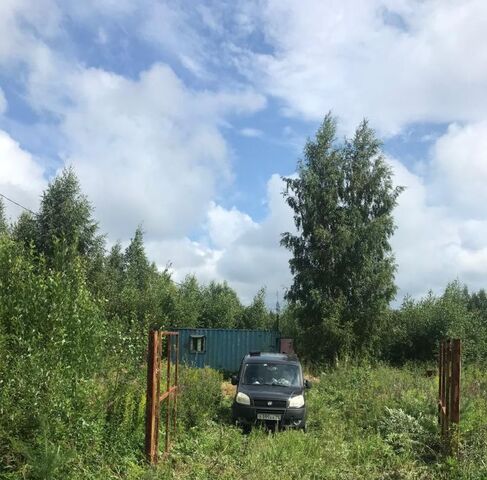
1;120;487;478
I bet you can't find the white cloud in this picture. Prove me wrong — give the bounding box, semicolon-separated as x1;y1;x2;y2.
391;138;487;300
206;202;257;249
143;174;294;305
210;174;294;303
430;122;487;217
145;236;223;285
0;0;61;64
0;130;46;219
239;0;487;134
16;58;265;239
239;127;263;138
0;88;6;114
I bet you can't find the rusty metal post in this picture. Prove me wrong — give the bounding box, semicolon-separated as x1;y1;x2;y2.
445;340;452;437
165;335;172;454
450;339;461;423
145;330;161;464
173;334;179;433
438;338;462;454
145;330;179;464
438;342;443;429
450;339;461;452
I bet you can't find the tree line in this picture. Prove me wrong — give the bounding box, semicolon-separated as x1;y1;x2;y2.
1;114;487;372
0;169;276;359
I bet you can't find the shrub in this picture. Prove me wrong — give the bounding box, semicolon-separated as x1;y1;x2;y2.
177;367;222;429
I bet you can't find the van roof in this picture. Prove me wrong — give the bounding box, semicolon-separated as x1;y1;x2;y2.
243;352;300;365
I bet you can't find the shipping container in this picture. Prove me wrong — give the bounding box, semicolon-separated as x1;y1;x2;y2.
174;328;281;373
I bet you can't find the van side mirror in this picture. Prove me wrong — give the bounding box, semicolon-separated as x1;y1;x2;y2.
304;379;312;389
231;375;239;385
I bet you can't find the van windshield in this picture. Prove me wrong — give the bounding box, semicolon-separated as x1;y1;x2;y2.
242;363;301;387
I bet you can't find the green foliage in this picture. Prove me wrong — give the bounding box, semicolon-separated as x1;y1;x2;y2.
238;288;273;329
0;237;109;476
3;159;487;479
383;281;487;364
173;275;203;328
282;113;403;362
199;281;243;328
0;198;9;236
37;166;104;259
12;211;38;246
177;367;223;429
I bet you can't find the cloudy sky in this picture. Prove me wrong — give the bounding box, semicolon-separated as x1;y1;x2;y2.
1;0;487;305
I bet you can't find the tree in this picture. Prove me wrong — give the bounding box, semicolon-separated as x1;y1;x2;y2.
469;289;487;321
174;275;203;328
124;227;152;291
199;281;243;328
281;113;403;361
238;288;271;329
37;167;103;259
0;198;9;236
12;211;37;246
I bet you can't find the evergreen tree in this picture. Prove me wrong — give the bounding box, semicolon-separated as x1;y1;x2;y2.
37;167;103;259
281;113;403;361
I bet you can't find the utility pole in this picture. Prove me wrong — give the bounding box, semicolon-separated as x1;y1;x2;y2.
275;290;280;332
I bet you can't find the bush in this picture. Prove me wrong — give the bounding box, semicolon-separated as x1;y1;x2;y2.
177;367;223;429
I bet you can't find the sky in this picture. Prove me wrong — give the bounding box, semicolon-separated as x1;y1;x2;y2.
1;0;487;306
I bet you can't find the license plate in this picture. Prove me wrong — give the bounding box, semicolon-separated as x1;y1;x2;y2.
257;413;281;421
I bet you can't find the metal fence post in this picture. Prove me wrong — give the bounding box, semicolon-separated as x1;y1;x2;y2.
145;330;179;464
438;338;461;455
145;329;161;464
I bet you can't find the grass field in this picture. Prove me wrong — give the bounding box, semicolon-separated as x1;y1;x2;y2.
2;363;486;480
142;364;487;480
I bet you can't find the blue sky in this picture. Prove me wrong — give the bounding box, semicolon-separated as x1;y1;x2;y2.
1;0;487;304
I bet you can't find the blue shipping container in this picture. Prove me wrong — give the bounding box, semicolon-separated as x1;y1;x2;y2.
174;328;281;372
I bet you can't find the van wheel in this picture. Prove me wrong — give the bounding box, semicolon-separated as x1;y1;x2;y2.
242;424;251;435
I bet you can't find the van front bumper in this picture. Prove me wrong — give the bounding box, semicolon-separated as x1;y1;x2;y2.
232;403;306;428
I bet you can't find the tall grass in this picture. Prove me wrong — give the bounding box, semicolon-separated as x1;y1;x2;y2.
151;363;486;480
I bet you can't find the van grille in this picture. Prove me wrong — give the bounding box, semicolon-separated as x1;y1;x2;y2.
253;399;287;409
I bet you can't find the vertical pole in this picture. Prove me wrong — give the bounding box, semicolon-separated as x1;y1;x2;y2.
441;341;446;436
450;339;461;423
450;339;461;453
165;335;171;454
173;334;179;433
438;341;443;426
445;340;452;439
145;330;161;464
442;341;446;435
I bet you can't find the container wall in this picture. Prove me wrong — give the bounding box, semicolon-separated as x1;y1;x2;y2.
174;328;280;372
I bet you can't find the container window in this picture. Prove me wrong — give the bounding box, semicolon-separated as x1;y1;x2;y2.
190;335;205;353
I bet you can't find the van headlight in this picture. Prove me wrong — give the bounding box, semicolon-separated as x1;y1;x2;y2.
288;394;305;408
236;392;251;405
